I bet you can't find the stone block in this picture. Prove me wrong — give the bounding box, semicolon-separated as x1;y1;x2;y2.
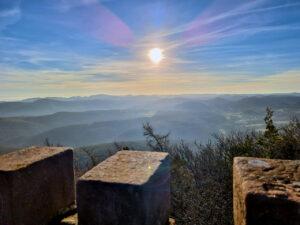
77;150;170;225
0;146;75;225
233;157;300;225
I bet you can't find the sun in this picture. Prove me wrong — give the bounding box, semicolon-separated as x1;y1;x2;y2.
148;48;164;63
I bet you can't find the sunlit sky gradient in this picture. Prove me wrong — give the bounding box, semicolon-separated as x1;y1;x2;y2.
1;0;300;100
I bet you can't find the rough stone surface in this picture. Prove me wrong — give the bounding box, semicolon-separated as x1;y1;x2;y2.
60;214;175;225
77;150;170;225
59;213;175;225
233;157;300;225
61;214;78;224
0;146;75;225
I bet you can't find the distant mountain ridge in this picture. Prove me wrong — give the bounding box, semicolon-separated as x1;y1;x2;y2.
0;94;299;149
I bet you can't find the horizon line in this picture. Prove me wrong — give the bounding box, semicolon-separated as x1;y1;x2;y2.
1;92;300;102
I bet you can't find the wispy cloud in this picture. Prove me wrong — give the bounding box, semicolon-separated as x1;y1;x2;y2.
1;68;299;101
147;0;300;49
54;0;99;12
0;0;22;32
0;7;20;17
53;1;136;47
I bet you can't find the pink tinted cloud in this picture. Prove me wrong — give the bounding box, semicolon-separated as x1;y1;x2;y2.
62;4;136;47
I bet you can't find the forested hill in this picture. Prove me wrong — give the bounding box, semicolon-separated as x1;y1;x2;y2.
0;94;299;148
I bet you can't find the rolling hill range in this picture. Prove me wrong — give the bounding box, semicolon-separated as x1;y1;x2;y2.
0;95;194;117
1;112;227;147
175;96;300;112
0;109;146;143
2;118;146;147
0;98;130;117
0;94;299;149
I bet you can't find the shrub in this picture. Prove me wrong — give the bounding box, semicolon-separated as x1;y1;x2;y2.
143;108;300;225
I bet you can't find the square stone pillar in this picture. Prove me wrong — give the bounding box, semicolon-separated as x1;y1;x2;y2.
0;146;75;225
77;150;170;225
233;157;300;225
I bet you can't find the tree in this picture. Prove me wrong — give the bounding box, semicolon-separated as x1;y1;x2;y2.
44;137;52;146
142;109;300;225
43;137;63;147
256;107;281;158
143;122;170;152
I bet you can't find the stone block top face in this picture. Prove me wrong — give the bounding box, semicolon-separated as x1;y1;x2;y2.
0;146;73;171
234;157;300;202
80;150;169;185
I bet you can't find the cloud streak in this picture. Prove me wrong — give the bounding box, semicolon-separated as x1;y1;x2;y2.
147;0;300;49
56;2;136;47
0;0;22;32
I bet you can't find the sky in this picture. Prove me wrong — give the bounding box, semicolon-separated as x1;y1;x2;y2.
1;0;300;100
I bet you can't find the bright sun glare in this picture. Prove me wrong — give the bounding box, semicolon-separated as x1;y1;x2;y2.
148;48;164;63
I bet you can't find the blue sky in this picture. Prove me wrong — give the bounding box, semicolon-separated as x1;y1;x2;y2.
1;0;300;100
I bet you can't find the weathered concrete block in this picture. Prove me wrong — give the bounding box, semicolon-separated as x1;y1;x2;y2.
233;157;300;225
77;150;170;225
0;146;75;225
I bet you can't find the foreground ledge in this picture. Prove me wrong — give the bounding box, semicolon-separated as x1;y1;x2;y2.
61;214;175;225
77;150;170;225
233;157;300;225
0;146;75;225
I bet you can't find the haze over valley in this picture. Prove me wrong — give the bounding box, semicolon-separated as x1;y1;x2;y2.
1;94;299;151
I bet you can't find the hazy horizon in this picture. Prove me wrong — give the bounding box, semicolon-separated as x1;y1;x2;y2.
1;92;300;102
0;94;299;149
